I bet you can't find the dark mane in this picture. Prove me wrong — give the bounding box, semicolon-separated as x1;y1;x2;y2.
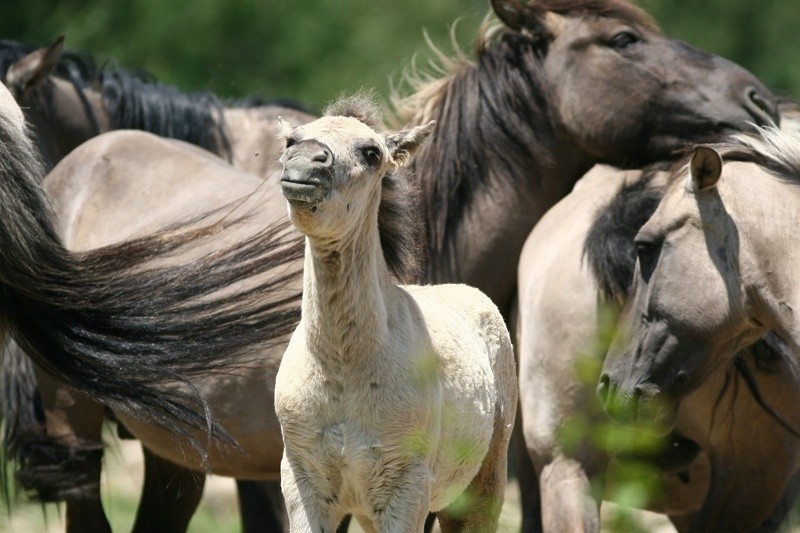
99;69;229;157
398;31;556;281
1;39;234;158
583;165;668;302
0;113;305;447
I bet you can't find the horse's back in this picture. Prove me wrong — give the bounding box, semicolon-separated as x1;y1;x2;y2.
42;129;286;250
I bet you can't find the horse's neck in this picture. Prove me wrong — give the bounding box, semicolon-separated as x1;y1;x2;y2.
734;174;800;348
301;220;397;366
417;121;592;311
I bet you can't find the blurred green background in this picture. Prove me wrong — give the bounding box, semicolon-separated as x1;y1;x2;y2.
1;0;798;109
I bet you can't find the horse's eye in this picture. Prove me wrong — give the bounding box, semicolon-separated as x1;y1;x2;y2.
609;31;641;50
286;137;297;149
635;239;660;282
361;146;381;167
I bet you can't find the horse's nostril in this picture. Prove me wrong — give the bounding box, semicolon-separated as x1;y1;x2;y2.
597;374;611;404
313;149;332;165
744;86;779;127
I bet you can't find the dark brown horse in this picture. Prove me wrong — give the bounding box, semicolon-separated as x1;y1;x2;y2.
2;0;780;531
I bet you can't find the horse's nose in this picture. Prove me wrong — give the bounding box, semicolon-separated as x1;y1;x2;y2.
743;85;780;127
288;140;333;169
310;146;332;165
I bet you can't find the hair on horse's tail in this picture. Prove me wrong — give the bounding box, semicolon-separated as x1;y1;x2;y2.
0;114;303;455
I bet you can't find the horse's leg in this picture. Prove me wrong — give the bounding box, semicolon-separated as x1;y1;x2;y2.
539;454;603;532
280;452;344;533
437;415;509;533
32;366;109;533
131;446;205;533
236;479;289;532
513;408;543;533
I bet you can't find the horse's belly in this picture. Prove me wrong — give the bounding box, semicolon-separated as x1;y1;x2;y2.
116;364;284;478
429;404;494;511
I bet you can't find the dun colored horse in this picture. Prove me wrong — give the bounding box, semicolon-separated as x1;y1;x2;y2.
517;161;800;531
600;128;800;530
275;96;516;532
0;36;315;175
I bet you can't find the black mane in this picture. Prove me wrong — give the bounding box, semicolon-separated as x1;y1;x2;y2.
408;31;556;282
0;39;317;158
583;165;668;302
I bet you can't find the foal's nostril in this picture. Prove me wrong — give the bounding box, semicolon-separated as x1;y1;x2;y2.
744;86;779;127
597;374;611;405
312;148;332;165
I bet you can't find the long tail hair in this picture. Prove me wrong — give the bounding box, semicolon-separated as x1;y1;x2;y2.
0;115;303;449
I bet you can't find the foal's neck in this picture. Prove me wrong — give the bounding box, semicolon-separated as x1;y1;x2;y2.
302;211;397;365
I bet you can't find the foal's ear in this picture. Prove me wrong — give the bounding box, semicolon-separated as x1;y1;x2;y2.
276;116;294;141
688;146;723;193
6;35;65;94
384;120;435;167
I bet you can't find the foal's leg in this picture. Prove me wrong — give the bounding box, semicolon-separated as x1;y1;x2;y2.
369;463;431;533
131;446;205;533
281;452;344;533
33;366;110;533
437;434;506;533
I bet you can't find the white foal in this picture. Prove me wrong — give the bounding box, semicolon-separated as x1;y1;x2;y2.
274;96;517;533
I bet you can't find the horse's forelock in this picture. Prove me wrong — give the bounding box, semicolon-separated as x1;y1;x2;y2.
323;93;383;130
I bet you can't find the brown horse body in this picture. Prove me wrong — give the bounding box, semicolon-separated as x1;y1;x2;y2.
1;1;783;531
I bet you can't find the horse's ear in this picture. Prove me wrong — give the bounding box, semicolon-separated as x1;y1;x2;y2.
689;146;723;192
276;116;294;140
6;35;65;94
384;120;435;167
491;0;554;40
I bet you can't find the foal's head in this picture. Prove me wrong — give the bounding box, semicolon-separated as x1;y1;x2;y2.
279;95;434;243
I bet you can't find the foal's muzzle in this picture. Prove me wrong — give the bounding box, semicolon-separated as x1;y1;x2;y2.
281;140;334;206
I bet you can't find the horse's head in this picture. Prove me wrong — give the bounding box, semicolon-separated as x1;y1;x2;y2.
2;37;105;169
491;0;779;166
279;95;433;243
595;139;800;433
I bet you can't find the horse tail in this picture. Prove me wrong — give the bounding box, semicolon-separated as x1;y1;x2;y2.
0;114;303;453
1;343;104;503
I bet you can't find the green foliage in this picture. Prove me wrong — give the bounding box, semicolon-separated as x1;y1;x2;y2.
3;1;795;109
0;0;486;108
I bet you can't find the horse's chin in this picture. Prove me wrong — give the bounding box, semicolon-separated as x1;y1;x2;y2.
281;181;329;207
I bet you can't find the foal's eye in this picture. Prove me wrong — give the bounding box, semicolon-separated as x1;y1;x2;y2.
285;137;297;149
361;146;381;167
634;238;660;282
609;31;641;50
